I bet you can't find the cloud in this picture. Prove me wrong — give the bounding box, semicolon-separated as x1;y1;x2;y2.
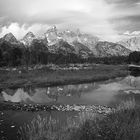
0;0;140;42
0;23;50;39
0;0;109;24
123;31;140;36
118;30;140;41
110;14;140;34
106;0;140;6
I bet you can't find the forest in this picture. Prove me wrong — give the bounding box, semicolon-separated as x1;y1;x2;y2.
0;40;131;67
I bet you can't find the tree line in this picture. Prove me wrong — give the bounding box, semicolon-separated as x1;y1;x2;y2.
128;51;140;64
0;40;88;67
0;40;130;67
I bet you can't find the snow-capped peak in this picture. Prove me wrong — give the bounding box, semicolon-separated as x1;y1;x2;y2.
21;32;36;46
23;32;35;39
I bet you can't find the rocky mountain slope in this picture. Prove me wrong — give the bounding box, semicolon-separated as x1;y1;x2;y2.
3;33;18;43
0;33;24;49
20;32;36;46
72;41;93;58
48;40;75;55
0;26;132;58
45;26;99;54
95;41;131;57
118;37;140;51
44;26;130;57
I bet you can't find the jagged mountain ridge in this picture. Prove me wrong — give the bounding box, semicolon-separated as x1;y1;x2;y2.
48;40;93;58
44;26;131;57
72;41;93;58
48;40;75;55
95;41;131;57
3;33;19;44
0;26;132;58
0;33;24;49
20;32;36;46
59;30;99;54
45;26;99;54
118;37;140;51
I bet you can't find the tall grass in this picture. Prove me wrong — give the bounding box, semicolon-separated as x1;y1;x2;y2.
19;114;80;140
74;99;140;140
19;110;97;140
19;99;140;140
116;98;136;111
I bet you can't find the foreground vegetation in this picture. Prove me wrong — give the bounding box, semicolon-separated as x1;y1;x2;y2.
0;64;128;88
19;99;140;140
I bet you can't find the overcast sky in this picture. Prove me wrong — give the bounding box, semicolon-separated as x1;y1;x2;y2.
0;0;140;42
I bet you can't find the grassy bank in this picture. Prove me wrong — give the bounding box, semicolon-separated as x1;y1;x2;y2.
0;64;129;89
73;99;140;140
19;99;140;140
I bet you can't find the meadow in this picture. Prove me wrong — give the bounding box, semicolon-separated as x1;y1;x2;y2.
0;64;129;89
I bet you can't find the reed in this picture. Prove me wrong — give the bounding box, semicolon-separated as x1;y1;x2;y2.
19;99;140;140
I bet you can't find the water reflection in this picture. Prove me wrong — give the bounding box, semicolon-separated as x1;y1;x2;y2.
130;70;140;77
1;88;55;103
0;83;97;104
1;76;140;106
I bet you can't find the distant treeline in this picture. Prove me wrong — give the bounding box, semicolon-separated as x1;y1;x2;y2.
0;40;89;66
87;56;128;64
128;51;140;64
0;40;130;67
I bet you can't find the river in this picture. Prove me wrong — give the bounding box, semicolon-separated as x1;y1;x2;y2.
0;74;140;139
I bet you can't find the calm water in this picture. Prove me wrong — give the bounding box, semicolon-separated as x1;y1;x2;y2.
1;76;140;106
1;75;140;140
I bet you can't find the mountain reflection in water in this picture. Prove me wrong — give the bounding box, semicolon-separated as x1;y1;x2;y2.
1;76;140;106
1;88;55;103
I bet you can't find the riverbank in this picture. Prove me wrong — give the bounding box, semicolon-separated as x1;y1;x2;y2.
0;64;129;89
0;101;113;113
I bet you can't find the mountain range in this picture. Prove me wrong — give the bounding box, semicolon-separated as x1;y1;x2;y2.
0;26;132;58
118;36;140;51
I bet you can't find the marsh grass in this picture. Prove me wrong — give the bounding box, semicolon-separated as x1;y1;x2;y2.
74;99;140;140
0;64;128;88
19;99;140;140
116;97;136;111
19;114;80;140
19;110;97;140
